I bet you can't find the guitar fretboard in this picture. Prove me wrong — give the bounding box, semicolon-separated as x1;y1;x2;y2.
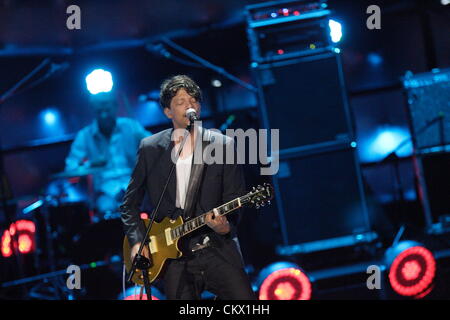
170;197;242;240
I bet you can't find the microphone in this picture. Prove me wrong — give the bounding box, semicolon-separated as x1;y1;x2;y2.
186;108;199;123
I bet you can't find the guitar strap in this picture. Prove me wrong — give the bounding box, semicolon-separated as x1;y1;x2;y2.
183;127;210;220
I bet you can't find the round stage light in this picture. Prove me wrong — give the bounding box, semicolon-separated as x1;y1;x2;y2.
124;294;160;300
43;110;57;125
385;241;436;298
18;234;33;254
258;263;312;300
1;230;13;258
329;19;343;43
85;69;114;95
119;286;164;300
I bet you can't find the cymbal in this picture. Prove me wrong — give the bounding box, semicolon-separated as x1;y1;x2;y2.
51;167;104;179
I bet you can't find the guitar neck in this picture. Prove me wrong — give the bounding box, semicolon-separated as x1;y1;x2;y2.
171;197;242;240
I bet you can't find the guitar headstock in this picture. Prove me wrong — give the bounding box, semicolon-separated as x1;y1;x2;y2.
243;183;273;209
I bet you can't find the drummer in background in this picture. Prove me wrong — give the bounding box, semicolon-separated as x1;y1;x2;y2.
65;92;151;219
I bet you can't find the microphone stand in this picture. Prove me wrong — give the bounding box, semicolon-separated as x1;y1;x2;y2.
127;120;195;300
377;114;445;237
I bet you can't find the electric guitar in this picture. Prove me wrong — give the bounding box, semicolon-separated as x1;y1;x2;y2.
123;183;273;285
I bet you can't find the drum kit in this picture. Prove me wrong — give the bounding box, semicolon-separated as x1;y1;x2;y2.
23;166;125;276
5;166;127;299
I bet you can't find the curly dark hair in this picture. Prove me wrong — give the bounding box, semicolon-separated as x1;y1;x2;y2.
159;75;202;109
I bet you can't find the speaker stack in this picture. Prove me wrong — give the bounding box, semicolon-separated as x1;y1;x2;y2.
245;0;375;256
403;68;450;235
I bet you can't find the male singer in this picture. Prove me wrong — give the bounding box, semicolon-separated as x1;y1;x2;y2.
120;75;255;299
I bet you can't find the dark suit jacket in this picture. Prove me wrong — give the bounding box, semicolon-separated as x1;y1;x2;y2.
120;127;247;268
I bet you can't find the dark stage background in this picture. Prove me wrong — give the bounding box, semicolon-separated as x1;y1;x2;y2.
0;0;449;300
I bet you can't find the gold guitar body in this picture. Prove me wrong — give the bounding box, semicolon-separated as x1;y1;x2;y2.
123;216;183;285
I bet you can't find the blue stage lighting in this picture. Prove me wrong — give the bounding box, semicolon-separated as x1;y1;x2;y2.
366;127;412;161
41;108;61;126
85;69;114;95
368;52;383;66
329;19;343;43
43;110;56;125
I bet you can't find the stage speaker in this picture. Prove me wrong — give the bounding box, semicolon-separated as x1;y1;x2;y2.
403;68;450;150
254;51;354;151
421;152;450;224
273;146;370;245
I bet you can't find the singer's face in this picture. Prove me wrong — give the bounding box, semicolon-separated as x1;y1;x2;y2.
164;88;201;129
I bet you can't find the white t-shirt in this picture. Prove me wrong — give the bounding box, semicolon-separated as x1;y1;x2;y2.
175;153;193;209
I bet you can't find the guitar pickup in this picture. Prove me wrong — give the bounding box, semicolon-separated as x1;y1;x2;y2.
149;236;158;253
165;228;174;246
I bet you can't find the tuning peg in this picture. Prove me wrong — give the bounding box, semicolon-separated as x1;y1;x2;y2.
261;202;265;207
255;204;260;209
267;200;271;205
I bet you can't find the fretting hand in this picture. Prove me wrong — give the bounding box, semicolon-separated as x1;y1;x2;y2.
205;209;230;235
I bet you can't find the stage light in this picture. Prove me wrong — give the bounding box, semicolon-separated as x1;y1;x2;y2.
441;0;450;5
211;79;222;87
329;19;343;43
44;110;56;125
385;241;436;298
140;212;149;220
18;234;33;254
2;220;37;256
257;262;312;300
85;69;114;95
119;286;164;300
365;126;412;161
15;220;36;233
368;52;383;66
1;230;13;258
40;108;60;126
124;294;160;300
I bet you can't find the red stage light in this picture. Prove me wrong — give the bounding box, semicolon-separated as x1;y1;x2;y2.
124;294;159;300
2;220;36;257
15;220;36;233
18;234;33;254
277;49;284;55
9;223;16;236
140;212;149;220
388;246;436;298
1;230;13;258
259;268;312;300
